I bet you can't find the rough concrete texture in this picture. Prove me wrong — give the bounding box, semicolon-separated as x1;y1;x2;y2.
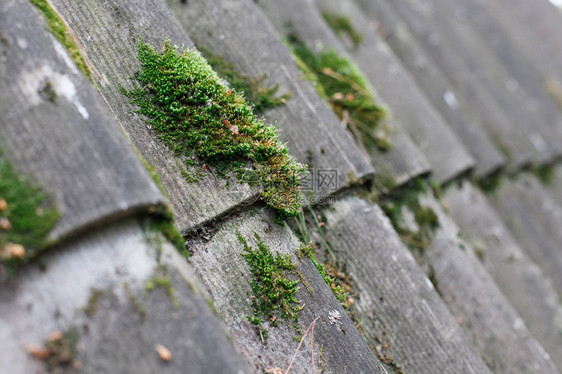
446;181;562;371
0;218;252;374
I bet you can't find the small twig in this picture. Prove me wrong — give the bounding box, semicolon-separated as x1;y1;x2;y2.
340;108;350;128
310;317;318;374
398;234;428;249
345;113;369;158
285;316;320;374
321;67;372;99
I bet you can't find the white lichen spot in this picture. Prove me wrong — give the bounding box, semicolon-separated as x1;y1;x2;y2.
55;73;89;119
53;40;79;75
513;317;525;331
443;90;459;110
16;37;27;49
328;309;342;325
18;64;89;119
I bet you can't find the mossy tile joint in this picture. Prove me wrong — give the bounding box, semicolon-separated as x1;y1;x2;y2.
123;41;305;221
380;178;439;252
321;11;364;47
288;35;390;151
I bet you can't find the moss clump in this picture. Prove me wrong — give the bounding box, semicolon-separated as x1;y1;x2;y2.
532;164;555;185
145;270;180;310
29;0;93;82
321;11;363;47
380;178;439;252
27;329;81;373
414;205;439;231
238;232;302;341
478;170;503;194
124;282;146;319
83;289;103;317
142;204;186;257
288;35;390;151
137;155;187;256
123;41;305;221
0;151;58;275
199;47;291;114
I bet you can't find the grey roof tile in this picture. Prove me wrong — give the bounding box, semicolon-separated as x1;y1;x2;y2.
419;192;558;374
0;0;166;242
0;218;251;374
432;0;562;159
495;0;562;77
353;0;506;178
317;0;476;184
378;0;558;168
312;196;492;374
446;181;562;370
489;173;562;296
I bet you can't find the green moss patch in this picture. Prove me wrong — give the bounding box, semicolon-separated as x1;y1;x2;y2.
29;0;93;82
122;41;305;221
532;164;555;185
288;35;390;151
142;204;186;257
199;47;290;114
82;289;103;317
0;151;58;275
322;11;363;47
238;232;303;341
380;178;439;253
478;170;503;194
